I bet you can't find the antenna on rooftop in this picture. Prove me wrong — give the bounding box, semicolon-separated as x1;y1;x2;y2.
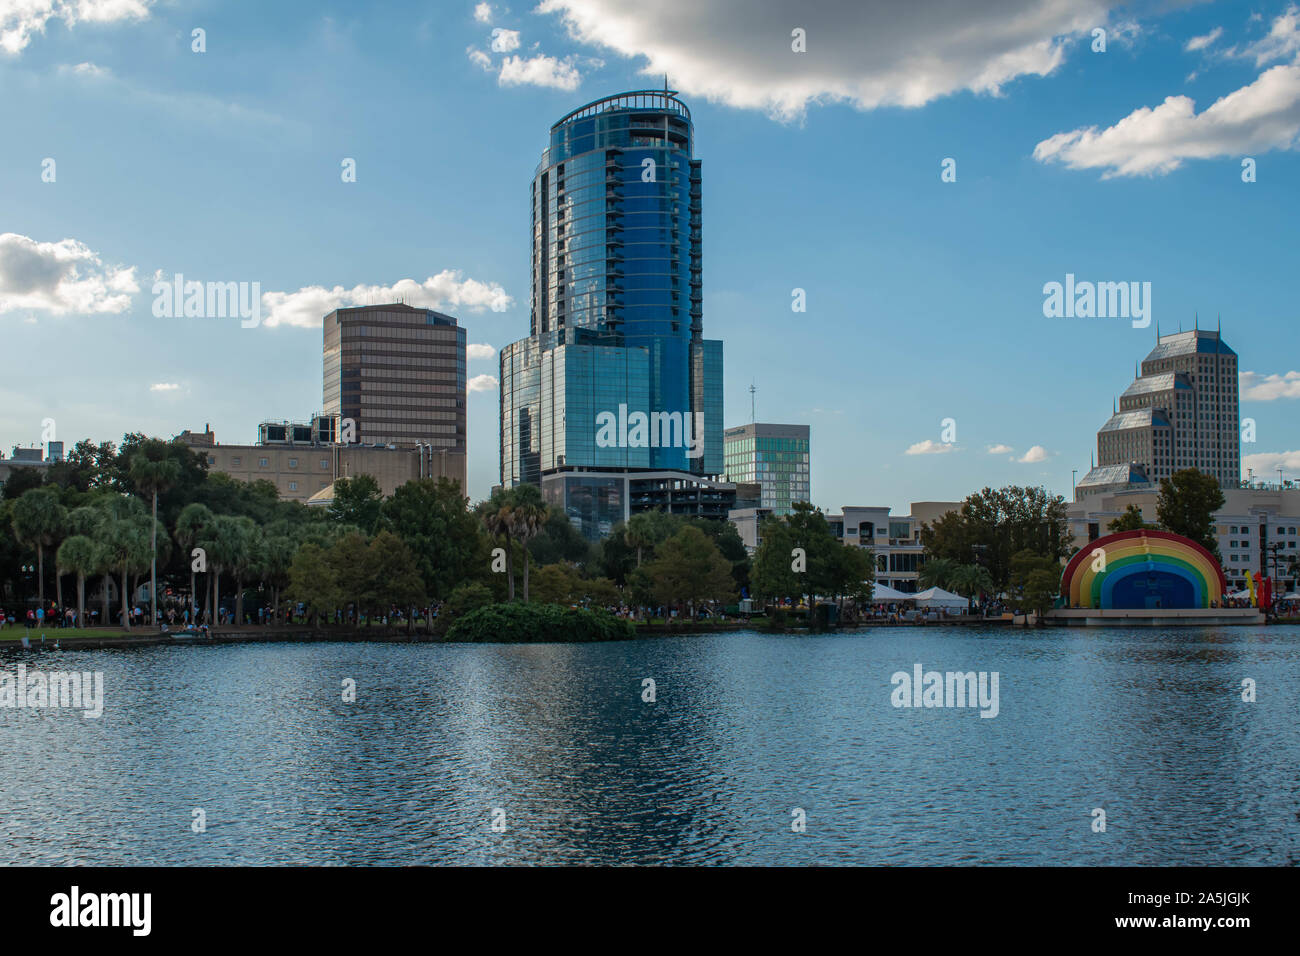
749;381;757;424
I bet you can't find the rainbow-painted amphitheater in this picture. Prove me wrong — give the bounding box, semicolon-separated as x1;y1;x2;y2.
1060;530;1227;610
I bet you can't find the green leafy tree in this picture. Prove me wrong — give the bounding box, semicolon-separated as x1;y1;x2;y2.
1108;503;1153;532
364;531;426;631
329;474;384;534
1;466;45;500
1009;549;1061;606
527;508;594;569
285;542;341;627
1156;468;1225;561
642;525;736;616
382;478;489;600
531;563;579;606
751;502;842;607
433;582;495;636
1023;569;1059;622
921;486;1070;590
329;532;373;622
685;516;752;593
751;517;800;605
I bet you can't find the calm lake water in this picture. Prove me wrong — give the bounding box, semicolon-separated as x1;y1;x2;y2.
2;626;1298;865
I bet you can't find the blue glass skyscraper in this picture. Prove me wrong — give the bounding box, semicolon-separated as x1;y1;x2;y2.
500;90;726;537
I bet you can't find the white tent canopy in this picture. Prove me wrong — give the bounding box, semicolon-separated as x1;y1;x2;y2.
1226;589;1252;599
914;587;968;608
869;583;913;602
1282;592;1300;601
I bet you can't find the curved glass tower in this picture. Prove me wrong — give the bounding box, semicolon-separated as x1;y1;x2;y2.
500;90;724;531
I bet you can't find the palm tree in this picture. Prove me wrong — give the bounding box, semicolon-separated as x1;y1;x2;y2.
129;446;182;626
200;515;239;626
56;535;98;627
624;512;656;568
949;563;995;611
257;529;297;625
477;488;518;601
510;484;548;603
228;517;261;627
12;487;67;607
175;503;215;625
102;516;152;629
917;556;958;591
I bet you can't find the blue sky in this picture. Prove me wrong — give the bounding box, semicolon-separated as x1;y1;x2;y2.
2;0;1298;511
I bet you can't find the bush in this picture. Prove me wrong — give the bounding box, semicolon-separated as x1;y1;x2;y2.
445;602;635;644
433;582;495;637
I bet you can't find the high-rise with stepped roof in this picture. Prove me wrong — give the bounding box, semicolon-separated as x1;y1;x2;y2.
1077;326;1239;496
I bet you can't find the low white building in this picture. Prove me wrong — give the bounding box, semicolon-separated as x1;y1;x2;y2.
730;501;960;593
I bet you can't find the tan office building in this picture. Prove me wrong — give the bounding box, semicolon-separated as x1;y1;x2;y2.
323;303;467;452
179;425;464;502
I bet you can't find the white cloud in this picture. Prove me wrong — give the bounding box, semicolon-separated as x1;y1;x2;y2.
59;61;111;78
536;0;1120;121
1243;449;1300;475
149;382;180;392
467;342;496;360
986;443;1014;454
1018;445;1049;463
905;439;955;456
467;46;492;70
491;27;520;53
1;0;153;55
1241;370;1300;400
1033;62;1300;177
0;232;138;315
1235;4;1300;66
1185;26;1222;53
498;53;583;90
474;2;493;24
261;272;512;329
1037;7;1300;177
468;374;499;392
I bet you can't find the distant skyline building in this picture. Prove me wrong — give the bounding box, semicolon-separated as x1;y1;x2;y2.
723;423;810;515
323;303;466;451
1078;326;1240;496
499;89;726;538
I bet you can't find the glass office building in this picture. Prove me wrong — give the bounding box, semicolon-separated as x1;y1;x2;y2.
500;90;725;536
724;423;811;516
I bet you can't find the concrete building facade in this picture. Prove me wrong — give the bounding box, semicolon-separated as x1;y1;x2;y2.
178;425;464;503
